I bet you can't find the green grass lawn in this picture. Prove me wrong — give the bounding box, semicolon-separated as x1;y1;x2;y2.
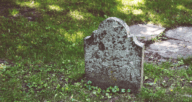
0;0;192;101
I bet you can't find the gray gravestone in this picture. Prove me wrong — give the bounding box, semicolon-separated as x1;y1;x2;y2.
84;17;144;94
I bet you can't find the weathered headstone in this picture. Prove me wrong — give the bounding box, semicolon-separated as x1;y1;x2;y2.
84;17;144;94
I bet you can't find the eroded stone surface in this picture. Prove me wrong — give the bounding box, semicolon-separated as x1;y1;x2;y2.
130;24;166;42
147;39;192;60
84;17;144;94
129;24;192;70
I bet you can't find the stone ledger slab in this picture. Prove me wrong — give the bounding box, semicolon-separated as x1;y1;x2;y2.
84;17;145;94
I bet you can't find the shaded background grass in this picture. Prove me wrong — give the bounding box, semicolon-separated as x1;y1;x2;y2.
0;0;192;102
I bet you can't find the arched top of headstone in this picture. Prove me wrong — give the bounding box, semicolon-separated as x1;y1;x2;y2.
98;17;130;36
85;17;144;49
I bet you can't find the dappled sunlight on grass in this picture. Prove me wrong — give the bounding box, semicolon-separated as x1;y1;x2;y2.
9;8;19;16
176;5;191;12
132;9;143;15
68;10;85;20
121;0;145;6
0;0;192;102
16;1;40;8
48;5;63;11
58;28;84;43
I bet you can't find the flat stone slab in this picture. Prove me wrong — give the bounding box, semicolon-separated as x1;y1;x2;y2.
130;24;192;70
166;27;192;43
130;24;166;41
148;39;192;60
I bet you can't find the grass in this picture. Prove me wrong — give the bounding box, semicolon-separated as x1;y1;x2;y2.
0;0;192;101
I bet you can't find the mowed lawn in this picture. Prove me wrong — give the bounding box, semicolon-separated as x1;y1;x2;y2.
0;0;192;102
